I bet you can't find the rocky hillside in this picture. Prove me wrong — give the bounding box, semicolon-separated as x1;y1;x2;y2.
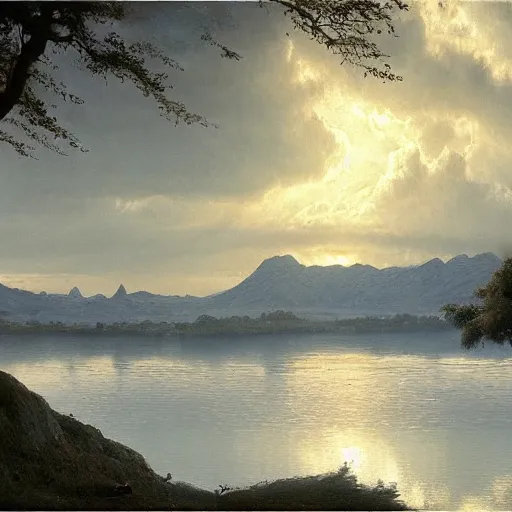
0;371;407;510
0;371;410;511
0;370;214;510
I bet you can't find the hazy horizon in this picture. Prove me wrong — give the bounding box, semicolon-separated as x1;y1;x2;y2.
2;250;501;298
2;1;512;296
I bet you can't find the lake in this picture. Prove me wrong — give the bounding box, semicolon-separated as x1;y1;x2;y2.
2;331;512;510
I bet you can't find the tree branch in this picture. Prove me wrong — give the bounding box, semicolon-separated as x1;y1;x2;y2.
0;33;48;121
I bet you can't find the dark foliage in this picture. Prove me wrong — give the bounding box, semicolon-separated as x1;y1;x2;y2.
441;258;512;349
0;1;408;156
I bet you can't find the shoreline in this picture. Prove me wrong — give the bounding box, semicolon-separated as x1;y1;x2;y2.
0;313;453;339
0;369;412;510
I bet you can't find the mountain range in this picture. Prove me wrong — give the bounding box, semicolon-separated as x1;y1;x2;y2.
0;252;503;325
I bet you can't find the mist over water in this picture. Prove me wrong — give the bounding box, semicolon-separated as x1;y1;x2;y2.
2;331;512;510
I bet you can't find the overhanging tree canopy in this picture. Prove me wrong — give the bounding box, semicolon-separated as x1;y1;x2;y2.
0;0;408;157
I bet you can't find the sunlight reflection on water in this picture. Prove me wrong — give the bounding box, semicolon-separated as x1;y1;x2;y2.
2;331;512;510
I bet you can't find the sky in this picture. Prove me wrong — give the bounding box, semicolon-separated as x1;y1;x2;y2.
2;0;512;297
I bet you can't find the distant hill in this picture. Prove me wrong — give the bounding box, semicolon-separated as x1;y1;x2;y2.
206;252;503;316
0;253;503;324
68;286;83;299
111;284;128;300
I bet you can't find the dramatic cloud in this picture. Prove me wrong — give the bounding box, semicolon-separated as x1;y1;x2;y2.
1;3;335;206
2;1;512;295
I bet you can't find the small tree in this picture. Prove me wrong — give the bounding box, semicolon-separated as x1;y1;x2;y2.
0;1;408;157
441;258;512;349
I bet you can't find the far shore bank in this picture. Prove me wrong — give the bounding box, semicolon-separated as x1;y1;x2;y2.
0;312;453;339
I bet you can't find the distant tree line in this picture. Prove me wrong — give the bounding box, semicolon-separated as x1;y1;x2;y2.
0;310;451;337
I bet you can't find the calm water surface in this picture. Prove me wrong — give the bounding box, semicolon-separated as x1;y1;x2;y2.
2;331;512;510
